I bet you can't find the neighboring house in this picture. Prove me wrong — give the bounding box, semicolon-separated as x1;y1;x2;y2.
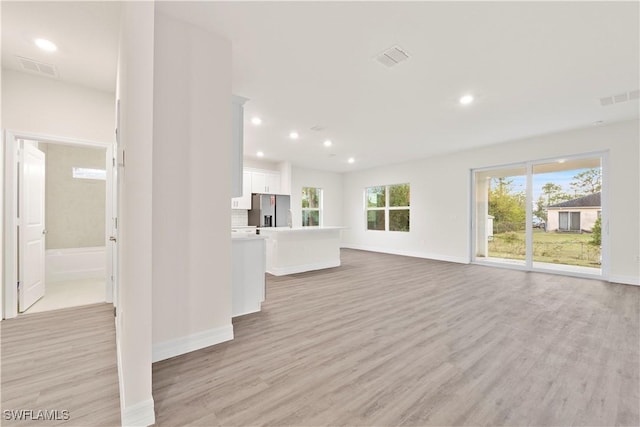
546;192;601;232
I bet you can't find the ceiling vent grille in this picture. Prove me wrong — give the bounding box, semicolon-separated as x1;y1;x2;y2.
375;45;410;67
600;89;639;107
17;56;58;78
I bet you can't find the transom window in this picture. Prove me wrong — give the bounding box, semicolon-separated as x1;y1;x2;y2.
302;187;322;226
366;183;410;232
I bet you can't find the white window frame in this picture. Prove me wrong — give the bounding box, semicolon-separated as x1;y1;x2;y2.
365;183;410;232
301;187;323;227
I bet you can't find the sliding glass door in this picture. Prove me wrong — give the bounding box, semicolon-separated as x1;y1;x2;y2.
473;154;604;277
532;157;602;273
474;166;527;266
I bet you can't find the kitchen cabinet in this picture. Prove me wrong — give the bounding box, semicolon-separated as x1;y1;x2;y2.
232;235;266;317
231;171;252;209
250;171;281;194
231;95;248;198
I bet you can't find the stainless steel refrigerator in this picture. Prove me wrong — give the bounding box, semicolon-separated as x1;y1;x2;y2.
248;194;291;227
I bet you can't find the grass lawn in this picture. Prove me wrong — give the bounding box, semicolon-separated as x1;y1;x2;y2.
489;230;601;268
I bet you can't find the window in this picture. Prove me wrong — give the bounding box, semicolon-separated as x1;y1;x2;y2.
559;211;580;231
302;187;322;226
72;167;106;181
366;183;410;232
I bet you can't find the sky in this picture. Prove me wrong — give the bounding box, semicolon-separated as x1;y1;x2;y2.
500;168;594;201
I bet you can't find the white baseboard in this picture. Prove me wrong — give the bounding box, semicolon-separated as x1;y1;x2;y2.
609;275;640;286
46;246;106;283
152;324;234;363
267;259;340;276
121;398;155;427
341;244;469;265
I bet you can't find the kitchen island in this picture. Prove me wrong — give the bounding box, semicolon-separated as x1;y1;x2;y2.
257;226;346;276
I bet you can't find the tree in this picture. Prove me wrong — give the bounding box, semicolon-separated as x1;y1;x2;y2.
590;216;602;246
534;195;547;222
541;182;571;206
489;178;526;232
570;168;601;196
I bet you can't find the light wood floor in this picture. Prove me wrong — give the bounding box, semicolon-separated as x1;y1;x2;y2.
153;249;640;426
1;303;121;426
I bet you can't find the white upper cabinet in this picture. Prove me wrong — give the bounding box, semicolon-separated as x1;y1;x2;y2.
266;173;281;194
231;95;248;198
250;172;267;194
250;170;281;194
232;171;252;210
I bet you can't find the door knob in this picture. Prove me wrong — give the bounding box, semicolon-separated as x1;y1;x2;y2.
42;229;48;235
109;236;117;242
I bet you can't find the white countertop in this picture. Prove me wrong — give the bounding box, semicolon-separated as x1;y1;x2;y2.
257;226;347;232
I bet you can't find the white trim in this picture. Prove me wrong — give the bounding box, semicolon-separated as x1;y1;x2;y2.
152;324;234;363
121;398;155;427
3;132;19;319
267;259;341;276
342;244;469;265
609;275;640;286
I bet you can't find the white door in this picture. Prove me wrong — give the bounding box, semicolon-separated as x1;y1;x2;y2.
19;143;46;312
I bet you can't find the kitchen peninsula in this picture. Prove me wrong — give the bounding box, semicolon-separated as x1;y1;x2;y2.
258;226;346;276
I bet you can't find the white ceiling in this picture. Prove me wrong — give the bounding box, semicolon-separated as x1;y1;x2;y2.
1;1;120;93
3;2;639;173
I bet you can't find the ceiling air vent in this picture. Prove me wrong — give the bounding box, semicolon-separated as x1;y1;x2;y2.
600;89;638;107
375;45;410;68
17;56;58;78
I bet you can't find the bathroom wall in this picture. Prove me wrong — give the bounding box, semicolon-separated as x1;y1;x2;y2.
39;143;106;249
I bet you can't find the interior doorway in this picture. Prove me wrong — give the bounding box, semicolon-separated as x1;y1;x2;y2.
3;131;117;318
472;152;607;279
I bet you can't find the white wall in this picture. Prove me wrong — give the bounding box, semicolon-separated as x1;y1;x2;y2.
2;69;114;143
116;2;155;425
342;120;640;284
291;166;344;227
244;157;280;171
151;6;233;360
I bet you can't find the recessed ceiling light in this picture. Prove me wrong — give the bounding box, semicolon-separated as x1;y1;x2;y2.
256;151;264;157
348;157;355;164
558;159;566;164
251;117;262;125
459;94;474;105
289;131;299;140
34;38;57;52
323;140;332;147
